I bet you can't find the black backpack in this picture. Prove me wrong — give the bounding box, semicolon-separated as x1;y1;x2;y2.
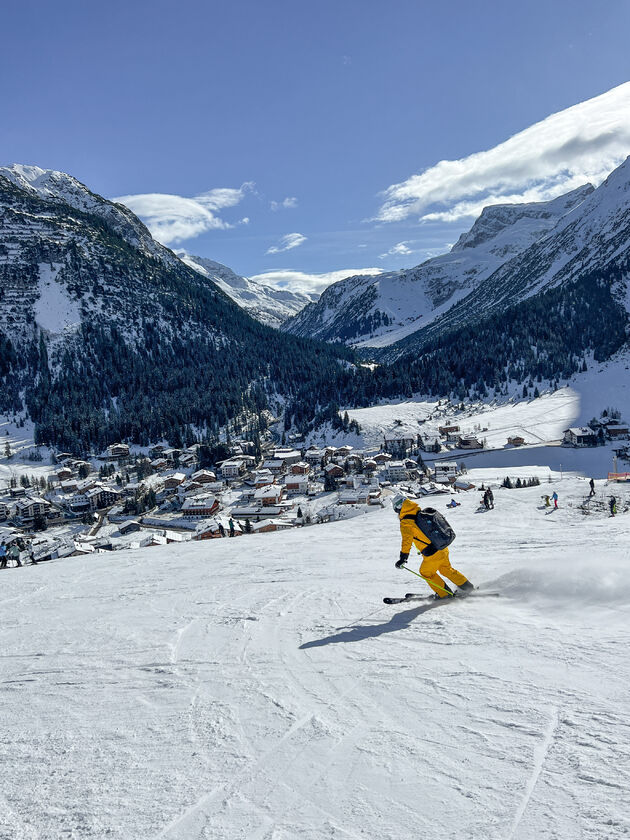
414;507;455;554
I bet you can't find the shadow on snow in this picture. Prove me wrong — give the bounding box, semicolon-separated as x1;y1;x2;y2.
299;602;441;649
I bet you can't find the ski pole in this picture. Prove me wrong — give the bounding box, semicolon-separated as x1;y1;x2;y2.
400;563;455;597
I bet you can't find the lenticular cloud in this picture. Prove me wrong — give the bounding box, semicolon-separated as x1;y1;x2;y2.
377;82;630;223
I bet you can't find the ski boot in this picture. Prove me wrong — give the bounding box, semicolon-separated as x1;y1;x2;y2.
433;584;455;600
458;580;475;593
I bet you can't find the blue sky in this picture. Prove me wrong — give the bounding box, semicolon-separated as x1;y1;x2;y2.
2;0;630;293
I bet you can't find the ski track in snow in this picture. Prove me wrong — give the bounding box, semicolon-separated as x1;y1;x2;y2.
1;475;630;838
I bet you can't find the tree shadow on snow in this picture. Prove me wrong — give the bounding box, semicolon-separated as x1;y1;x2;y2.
299;603;440;650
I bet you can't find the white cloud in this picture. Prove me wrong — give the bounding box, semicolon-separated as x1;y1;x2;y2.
113;182;253;245
376;82;630;223
249;267;382;295
379;241;413;259
266;232;307;254
270;196;298;211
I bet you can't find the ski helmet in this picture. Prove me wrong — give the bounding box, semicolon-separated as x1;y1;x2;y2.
392;495;405;513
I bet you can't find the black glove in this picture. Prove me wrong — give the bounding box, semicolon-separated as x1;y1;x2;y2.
395;552;409;569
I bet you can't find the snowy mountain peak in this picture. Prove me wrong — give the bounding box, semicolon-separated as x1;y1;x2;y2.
451;185;594;252
283;183;598;347
180;254;315;328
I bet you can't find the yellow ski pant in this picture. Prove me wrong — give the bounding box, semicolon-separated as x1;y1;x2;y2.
414;544;468;597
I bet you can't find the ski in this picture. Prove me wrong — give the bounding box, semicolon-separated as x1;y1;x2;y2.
383;590;500;605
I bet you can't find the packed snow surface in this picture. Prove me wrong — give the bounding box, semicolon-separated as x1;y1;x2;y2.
2;472;629;838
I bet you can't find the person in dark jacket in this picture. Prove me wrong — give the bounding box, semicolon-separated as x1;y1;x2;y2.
589;478;595;497
609;496;617;517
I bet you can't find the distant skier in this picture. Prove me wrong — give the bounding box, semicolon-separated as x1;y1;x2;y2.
542;494;551;507
218;523;226;538
552;491;558;509
392;496;473;599
486;488;494;509
229;518;235;537
482;489;490;510
609;496;617;517
589;478;595;497
8;543;22;567
0;542;7;570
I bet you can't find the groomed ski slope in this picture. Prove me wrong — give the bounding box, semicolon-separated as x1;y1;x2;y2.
1;472;629;839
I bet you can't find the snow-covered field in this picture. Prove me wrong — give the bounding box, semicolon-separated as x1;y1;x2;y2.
2;473;629;839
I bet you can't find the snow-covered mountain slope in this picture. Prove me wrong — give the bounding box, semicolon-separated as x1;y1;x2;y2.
2;475;630;839
0;166;351;448
383;156;630;360
0;164;176;267
282;185;593;346
180;254;315;328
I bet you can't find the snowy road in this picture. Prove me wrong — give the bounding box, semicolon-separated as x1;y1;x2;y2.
1;477;629;838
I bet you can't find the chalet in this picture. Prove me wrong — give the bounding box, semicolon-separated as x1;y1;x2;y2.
433;461;458;482
304;448;324;465
386;461;407;482
104;443;130;460
230;505;289;521
162;448;181;462
251;519;294;534
563;427;597;447
9;486;26;498
507;436;525;446
284;476;309;495
383;432;417;456
178;480;204;496
220;459;248;479
163;473;186;490
253;469;276;488
179;452;197;468
118;520;142;535
334;445;353;457
273;448;302;466
363;458;378;473
439;425;460;436
192;469;217;484
60;479;79;493
0;501;10;521
367;487;383;505
344;454;363;471
14;496;51;523
149;444;167;458
55;467;74;482
262;459;285;475
150;458;169;470
420;436;441;453
338;487;371;505
606;425;629;439
373;452;392;465
68;494;90;514
289;461;310;476
324;463;344;479
457;435;483;450
181;495;219;518
254;484;285;506
86;486;122;510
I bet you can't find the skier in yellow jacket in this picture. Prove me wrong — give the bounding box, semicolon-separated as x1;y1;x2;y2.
393;496;474;598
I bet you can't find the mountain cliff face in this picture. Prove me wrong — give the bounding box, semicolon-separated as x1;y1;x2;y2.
0;165;352;451
282;185;595;347
179;254;315;329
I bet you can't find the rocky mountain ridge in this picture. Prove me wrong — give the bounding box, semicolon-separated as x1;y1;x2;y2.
281;183;598;349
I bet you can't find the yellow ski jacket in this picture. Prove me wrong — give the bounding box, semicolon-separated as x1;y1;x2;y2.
398;498;432;555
